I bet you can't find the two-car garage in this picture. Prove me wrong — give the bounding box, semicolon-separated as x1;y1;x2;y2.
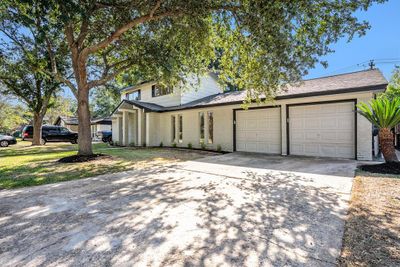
234;100;357;159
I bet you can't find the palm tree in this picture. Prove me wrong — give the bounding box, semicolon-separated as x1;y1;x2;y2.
357;97;400;162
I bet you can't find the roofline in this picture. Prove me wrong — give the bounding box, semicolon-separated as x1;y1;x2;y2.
111;83;387;114
301;68;386;82
160;83;387;112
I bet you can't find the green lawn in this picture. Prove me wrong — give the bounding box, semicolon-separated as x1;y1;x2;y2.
0;140;213;189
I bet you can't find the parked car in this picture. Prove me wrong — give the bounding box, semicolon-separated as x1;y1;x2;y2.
0;134;17;147
100;131;112;143
22;125;78;145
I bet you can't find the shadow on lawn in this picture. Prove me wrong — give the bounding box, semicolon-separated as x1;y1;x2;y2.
0;162;349;266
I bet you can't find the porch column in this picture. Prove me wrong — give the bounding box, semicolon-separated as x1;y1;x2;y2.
281;104;287;155
137;109;142;146
145;112;150;146
122;111;129;146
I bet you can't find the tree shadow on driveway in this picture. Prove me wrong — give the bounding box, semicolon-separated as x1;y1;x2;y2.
0;161;350;266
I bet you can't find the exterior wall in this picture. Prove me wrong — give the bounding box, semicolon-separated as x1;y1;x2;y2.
155;105;233;151
121;74;223;107
66;124;78;132
147;90;377;160
181;75;223;104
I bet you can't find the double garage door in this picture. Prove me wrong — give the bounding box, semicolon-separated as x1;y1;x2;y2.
235;101;356;159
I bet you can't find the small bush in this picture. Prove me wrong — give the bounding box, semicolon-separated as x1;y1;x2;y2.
129;142;135;147
172;142;177;148
200;142;206;150
159;142;163;147
188;142;192;149
217;145;222;152
142;142;146;147
114;141;120;146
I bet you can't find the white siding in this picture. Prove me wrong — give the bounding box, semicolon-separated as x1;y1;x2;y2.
121;74;222;107
181;75;223;104
144;90;376;160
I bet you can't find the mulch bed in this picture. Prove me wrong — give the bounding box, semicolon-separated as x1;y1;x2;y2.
58;154;112;163
359;162;400;174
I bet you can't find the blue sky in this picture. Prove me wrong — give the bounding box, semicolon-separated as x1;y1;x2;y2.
305;0;400;81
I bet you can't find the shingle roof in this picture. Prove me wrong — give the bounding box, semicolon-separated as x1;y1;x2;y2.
114;69;387;113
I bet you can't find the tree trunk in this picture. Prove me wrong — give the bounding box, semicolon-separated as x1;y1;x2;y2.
77;87;93;155
32;112;43;146
379;127;398;163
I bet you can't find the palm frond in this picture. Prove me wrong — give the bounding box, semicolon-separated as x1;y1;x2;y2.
356;97;400;128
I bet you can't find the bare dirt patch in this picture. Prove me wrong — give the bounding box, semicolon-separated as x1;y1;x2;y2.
339;176;400;266
58;154;111;163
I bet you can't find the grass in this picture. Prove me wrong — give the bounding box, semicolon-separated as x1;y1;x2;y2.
339;174;400;266
0;140;215;189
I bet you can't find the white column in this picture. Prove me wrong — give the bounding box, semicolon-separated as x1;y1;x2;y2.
145;113;150;146
137;109;142;146
281;104;287;155
122;111;128;146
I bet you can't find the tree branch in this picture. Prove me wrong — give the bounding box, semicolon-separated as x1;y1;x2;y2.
87;62;134;89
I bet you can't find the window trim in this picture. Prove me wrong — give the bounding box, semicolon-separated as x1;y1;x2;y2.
178;114;183;143
199;112;205;143
126;89;141;101
171;115;176;142
207;111;214;144
151;84;173;98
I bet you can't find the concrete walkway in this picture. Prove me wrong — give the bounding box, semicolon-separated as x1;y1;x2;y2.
0;153;356;266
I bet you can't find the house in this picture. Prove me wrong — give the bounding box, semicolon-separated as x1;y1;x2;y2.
54;116;112;139
54;116;79;132
110;70;388;160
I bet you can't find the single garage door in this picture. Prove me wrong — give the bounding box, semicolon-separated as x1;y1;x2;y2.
236;107;281;154
288;101;355;159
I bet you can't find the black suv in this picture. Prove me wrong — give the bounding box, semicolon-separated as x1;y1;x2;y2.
22;125;78;145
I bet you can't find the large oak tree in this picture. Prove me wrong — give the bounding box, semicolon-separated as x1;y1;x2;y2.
14;0;386;155
0;1;68;145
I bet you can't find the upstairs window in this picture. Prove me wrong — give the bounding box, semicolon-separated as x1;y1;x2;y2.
199;112;205;143
152;85;173;97
126;90;141;100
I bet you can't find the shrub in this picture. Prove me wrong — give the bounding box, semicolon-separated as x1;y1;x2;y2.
129;142;135;147
114;141;120;146
142;142;146;147
172;142;177;148
188;142;192;149
217;145;222;152
159;142;163;147
200;141;206;150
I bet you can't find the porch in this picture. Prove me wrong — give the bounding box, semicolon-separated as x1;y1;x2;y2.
111;101;150;146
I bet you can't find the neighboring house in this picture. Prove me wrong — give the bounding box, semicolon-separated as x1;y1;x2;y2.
111;70;387;160
90;117;112;139
54;116;112;139
54;116;79;132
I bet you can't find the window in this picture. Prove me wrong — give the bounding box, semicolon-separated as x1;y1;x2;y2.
171;115;176;142
126;90;141;100
178;115;183;143
199;112;205;143
208;111;213;144
60;127;70;134
152;85;173;97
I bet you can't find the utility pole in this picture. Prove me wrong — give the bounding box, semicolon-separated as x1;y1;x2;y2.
368;59;375;70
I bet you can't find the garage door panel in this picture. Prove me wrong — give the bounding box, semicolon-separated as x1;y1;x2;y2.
236;108;281;154
289;102;355;159
304;120;321;129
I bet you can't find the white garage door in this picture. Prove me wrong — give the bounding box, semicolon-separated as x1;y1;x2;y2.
236;108;281;154
288;101;355;159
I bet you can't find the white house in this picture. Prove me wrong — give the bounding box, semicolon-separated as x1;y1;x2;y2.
111;70;387;160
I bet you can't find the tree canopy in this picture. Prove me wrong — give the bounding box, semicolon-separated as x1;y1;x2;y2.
2;0;386;154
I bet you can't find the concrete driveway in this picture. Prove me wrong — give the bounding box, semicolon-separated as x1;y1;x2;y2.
0;153;356;266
